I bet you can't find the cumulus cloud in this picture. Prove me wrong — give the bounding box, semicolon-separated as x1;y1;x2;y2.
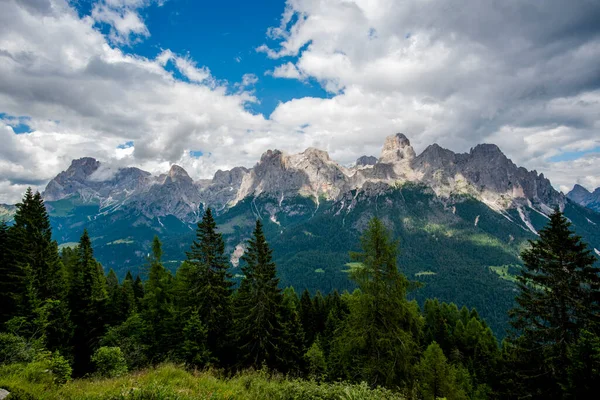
261;0;600;191
0;0;278;202
90;0;164;45
0;0;599;203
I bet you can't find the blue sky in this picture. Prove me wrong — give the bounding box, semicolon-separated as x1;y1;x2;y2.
0;0;599;202
74;0;329;117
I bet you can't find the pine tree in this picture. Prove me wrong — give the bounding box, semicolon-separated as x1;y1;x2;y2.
141;236;174;362
8;189;72;353
300;289;316;346
184;208;233;361
180;311;211;368
133;274;144;310
68;229;108;374
509;209;600;396
0;221;23;326
12;190;66;301
105;269;121;326
233;220;284;370
332;217;422;387
280;287;306;374
117;271;137;321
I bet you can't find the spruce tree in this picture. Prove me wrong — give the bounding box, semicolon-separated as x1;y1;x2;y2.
332;217;422;387
106;269;121;326
68;229;108;373
141;236;174;362
509;209;600;396
280;287;306;375
184;208;233;361
300;289;316;346
233;219;284;370
9;189;71;353
0;221;22;326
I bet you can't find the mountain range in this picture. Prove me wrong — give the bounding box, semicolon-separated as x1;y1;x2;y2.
2;133;600;336
567;184;600;213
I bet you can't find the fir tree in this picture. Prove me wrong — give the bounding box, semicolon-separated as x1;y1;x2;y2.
280;287;306;374
300;289;316;346
233;220;284;370
133;274;144;310
0;221;23;326
180;311;211;368
68;229;108;374
141;236;174;362
509;209;600;397
9;189;71;353
184;208;233;361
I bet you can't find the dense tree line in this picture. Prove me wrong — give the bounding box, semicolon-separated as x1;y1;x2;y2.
1;189;600;399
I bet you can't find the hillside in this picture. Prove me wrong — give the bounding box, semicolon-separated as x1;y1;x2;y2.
3;134;600;336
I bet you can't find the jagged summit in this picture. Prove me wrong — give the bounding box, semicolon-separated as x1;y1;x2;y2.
42;133;569;220
567;184;600;212
379;133;416;164
356;155;377;167
166;165;193;184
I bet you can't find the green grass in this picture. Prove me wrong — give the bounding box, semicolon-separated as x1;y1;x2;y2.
489;265;520;283
0;363;403;400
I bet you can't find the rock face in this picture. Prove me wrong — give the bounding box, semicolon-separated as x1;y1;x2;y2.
356;155;377;166
567;185;600;212
42;133;568;222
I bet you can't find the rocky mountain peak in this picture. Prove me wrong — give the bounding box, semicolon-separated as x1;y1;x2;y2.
212;167;250;186
166;165;192;183
43;157;101;201
356;155;377;167
567;184;600;212
379;133;416;164
64;157;100;179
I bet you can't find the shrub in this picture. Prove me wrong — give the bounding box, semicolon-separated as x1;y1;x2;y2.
91;346;128;378
0;334;36;365
49;352;72;384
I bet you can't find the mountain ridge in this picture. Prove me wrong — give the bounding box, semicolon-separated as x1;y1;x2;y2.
567;184;600;213
40;133;566;222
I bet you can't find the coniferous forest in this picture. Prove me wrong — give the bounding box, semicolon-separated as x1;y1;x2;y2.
1;189;600;399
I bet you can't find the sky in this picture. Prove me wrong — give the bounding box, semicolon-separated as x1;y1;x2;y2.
0;0;599;203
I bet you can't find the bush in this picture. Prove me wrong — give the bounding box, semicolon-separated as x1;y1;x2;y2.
49;352;72;384
0;334;37;365
91;347;128;378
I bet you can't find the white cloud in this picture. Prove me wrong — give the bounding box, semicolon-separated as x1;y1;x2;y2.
157;50;213;84
269;62;304;80
261;0;600;190
0;0;599;203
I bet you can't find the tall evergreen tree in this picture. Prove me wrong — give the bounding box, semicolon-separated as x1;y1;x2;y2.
280;287;306;375
12;190;66;301
0;221;22;326
509;208;600;397
332;217;422;387
300;289;316;346
233;220;284;370
68;229;108;373
184;208;233;361
8;189;71;352
141;236;174;362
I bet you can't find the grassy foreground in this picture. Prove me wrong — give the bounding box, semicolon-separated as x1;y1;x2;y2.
0;363;404;400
